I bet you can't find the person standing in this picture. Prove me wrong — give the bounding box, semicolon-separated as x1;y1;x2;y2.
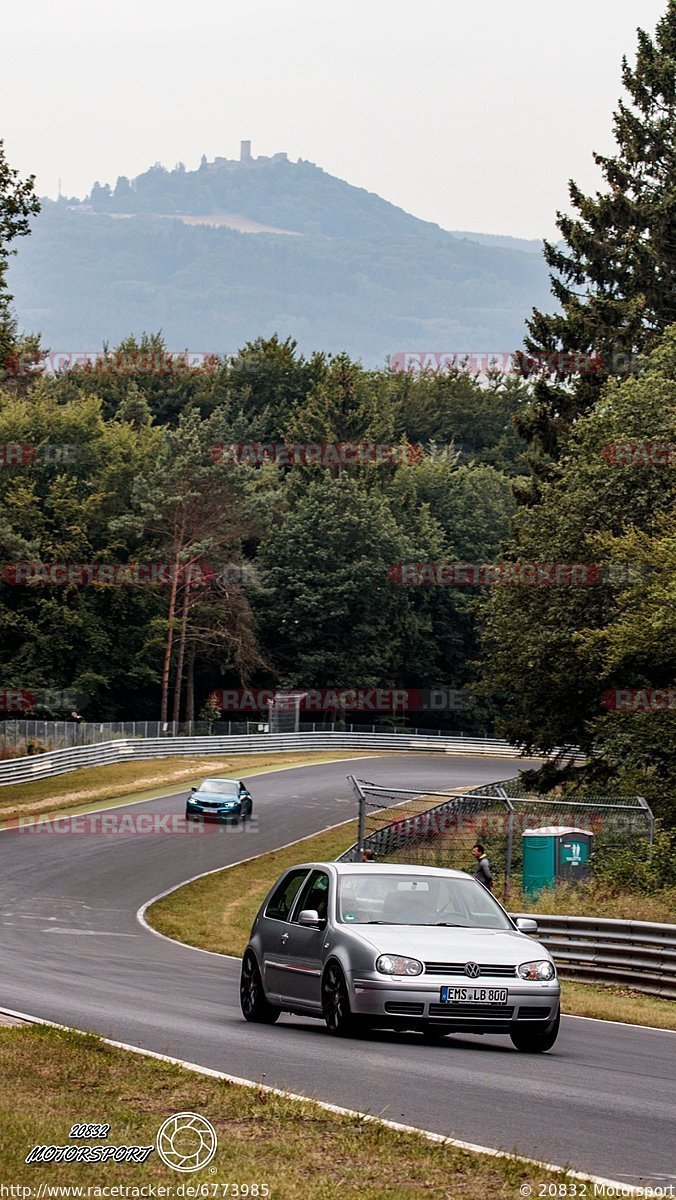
472;843;493;891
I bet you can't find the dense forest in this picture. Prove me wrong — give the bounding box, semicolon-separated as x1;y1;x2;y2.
1;2;675;826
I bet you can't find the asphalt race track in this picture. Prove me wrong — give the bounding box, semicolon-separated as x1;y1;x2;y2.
1;754;674;1186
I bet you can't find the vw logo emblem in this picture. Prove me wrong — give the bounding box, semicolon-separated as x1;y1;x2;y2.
465;962;481;979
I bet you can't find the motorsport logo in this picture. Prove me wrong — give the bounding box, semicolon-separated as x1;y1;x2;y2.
25;1121;153;1165
156;1112;218;1172
24;1113;217;1171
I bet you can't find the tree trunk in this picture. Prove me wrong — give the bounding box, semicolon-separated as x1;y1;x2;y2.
172;578;192;725
160;556;181;725
185;645;196;730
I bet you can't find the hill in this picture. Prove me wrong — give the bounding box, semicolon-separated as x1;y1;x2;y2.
7;147;553;365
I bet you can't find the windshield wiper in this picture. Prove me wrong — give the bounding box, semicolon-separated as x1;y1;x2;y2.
433;921;462;926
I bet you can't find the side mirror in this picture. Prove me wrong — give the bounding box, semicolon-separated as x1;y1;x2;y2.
190;786;196;793
516;917;538;934
298;909;321;927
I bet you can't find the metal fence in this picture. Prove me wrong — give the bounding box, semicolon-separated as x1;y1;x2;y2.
0;719;274;751
0;718;586;755
340;775;654;899
0;731;561;788
516;913;676;1000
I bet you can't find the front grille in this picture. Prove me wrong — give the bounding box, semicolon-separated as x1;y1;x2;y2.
384;1002;425;1015
424;962;516;978
428;1003;514;1018
518;1006;551;1020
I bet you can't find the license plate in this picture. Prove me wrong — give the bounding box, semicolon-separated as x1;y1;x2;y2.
439;986;508;1004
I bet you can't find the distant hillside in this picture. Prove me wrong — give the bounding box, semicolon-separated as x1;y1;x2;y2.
448;230;545;255
8;148;554;364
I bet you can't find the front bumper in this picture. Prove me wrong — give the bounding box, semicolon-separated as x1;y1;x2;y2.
350;975;560;1032
185;802;242;822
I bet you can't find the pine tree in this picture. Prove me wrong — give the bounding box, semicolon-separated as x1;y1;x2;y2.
0;141;40;374
515;2;676;468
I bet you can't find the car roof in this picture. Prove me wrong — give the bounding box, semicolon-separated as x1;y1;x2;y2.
199;777;240;785
290;862;474;880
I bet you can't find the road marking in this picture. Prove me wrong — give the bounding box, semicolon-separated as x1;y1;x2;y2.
136;813;362;959
563;1012;676;1035
42;929;141;936
0;1003;652;1194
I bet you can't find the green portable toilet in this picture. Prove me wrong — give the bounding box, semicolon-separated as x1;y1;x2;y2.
522;826;592;896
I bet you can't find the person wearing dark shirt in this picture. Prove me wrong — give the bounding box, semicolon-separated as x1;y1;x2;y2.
472;843;493;891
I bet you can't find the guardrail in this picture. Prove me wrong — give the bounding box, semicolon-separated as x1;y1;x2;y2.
516;913;676;1000
0;732;553;787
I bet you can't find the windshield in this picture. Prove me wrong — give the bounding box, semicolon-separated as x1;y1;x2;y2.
197;780;239;795
337;873;512;929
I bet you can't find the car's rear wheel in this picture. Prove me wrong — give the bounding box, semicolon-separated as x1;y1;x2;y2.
510;1007;560;1053
240;951;280;1024
322;962;360;1037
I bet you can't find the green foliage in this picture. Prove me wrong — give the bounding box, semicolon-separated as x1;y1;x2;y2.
516;2;676;464
480;325;676;821
592;827;676;894
0;140;40;377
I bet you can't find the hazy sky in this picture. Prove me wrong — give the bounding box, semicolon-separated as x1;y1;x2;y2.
2;0;666;239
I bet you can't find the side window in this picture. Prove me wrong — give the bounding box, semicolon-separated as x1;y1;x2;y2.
291;870;330;923
265;870;309;922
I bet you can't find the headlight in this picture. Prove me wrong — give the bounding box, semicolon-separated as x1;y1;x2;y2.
518;959;556;981
376;955;423;976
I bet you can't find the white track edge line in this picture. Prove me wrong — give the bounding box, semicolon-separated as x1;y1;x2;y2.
136;813;360;958
0;1004;650;1194
562;1012;676;1034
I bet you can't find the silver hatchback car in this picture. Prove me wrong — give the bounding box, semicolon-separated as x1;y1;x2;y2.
240;862;560;1052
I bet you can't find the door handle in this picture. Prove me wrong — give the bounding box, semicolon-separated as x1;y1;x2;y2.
280;933;289;944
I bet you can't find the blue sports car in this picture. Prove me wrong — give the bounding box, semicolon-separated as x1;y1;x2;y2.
185;777;253;823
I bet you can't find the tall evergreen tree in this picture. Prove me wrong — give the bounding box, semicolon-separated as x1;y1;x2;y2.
0;141;40;377
515;2;676;470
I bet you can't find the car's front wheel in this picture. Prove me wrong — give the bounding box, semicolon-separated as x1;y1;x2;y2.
240;951;280;1024
510;1007;560;1053
322;962;360;1037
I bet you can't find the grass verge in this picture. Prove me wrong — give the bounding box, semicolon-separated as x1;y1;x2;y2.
559;980;676;1030
0;752;378;823
505;880;676;925
0;1023;572;1198
148;821;676;1031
